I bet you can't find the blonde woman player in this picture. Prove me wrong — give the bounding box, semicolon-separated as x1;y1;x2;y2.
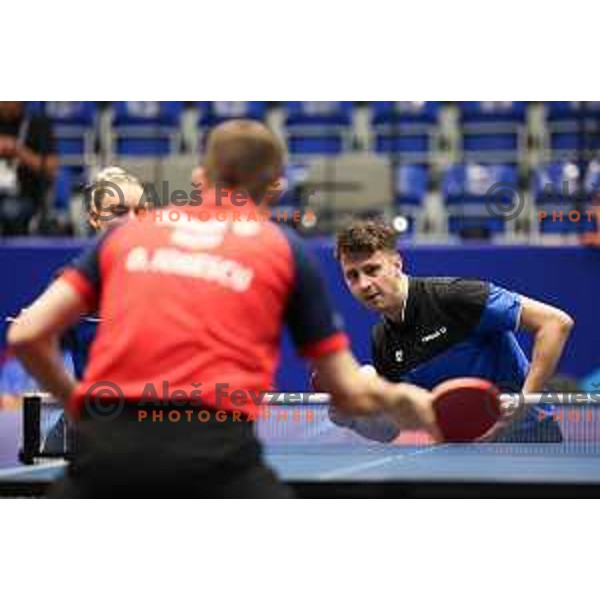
40;166;146;451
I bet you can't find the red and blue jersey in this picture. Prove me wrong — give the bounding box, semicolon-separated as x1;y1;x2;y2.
59;198;348;416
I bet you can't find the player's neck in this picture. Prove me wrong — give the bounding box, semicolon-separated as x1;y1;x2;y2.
383;275;409;324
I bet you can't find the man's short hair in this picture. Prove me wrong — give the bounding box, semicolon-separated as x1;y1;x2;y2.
335;218;399;261
204;119;285;199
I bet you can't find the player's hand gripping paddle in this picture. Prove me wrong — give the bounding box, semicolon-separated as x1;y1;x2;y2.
432;378;502;442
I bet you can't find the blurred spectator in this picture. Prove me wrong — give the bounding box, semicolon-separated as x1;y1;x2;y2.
0;102;58;235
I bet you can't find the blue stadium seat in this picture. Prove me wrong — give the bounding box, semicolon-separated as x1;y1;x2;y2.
28;102;97;164
372;102;440;160
535;200;597;234
443;163;518;204
390;163;429;236
458;102;526;161
373;102;439;125
51;165;87;213
533;161;598;234
546;102;600;120
198;101;267;126
584;159;600;199
284;102;353;156
112;102;183;156
394;164;428;207
545;102;600;158
442;163;520;239
460;101;526;123
53;166;73;211
532;161;581;204
447;215;507;237
584;160;600;231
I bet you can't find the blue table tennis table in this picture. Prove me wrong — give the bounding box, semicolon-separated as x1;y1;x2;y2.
1;442;600;496
2;398;600;496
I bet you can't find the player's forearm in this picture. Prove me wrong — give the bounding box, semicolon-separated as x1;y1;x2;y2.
8;337;76;404
311;351;436;434
313;351;385;415
523;317;574;393
7;280;90;403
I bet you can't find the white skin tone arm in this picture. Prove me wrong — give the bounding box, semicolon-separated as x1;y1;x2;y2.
311;350;441;439
8;279;442;440
518;296;574;394
7;280;88;403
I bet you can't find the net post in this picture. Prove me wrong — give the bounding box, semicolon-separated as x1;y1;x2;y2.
19;393;41;465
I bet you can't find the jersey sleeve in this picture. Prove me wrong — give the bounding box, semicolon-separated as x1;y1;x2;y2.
282;230;349;359
57;230;117;311
438;278;520;334
434;278;488;330
475;283;522;334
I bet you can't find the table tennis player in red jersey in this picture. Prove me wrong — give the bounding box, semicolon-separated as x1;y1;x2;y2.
7;119;498;498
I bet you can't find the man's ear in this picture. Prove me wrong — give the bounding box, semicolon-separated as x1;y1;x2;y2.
394;253;403;273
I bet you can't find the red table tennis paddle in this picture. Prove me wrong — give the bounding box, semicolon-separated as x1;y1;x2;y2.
432;378;502;442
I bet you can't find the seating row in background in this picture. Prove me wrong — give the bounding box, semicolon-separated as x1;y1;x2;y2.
282;158;600;239
58;153;600;241
29;100;600;163
440;160;600;238
27;102;599;240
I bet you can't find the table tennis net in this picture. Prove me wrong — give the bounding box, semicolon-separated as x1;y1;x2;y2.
17;392;600;464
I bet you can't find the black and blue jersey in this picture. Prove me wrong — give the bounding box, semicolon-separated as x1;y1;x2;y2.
371;277;562;442
372;278;526;388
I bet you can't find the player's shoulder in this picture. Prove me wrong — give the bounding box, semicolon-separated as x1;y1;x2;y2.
267;221;305;250
90;221;133;252
409;277;491;329
414;276;489;305
266;221;319;264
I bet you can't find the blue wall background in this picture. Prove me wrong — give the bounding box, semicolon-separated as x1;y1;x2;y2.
1;239;599;391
